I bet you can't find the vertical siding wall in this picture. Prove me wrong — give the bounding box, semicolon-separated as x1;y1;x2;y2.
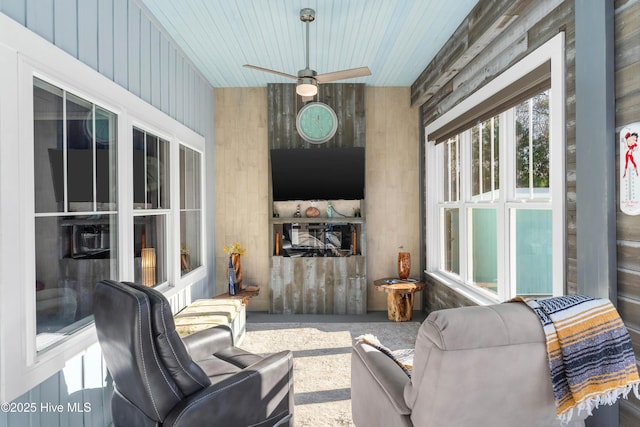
0;1;214;426
615;0;640;423
0;0;212;137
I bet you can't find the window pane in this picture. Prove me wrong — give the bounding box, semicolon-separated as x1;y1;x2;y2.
35;214;118;350
33;78;119;351
180;146;202;275
471;127;480;197
515;209;552;296
133;128;145;207
180;211;201;274
134;215;167;287
66;94;94;210
34;79;64;213
471;117;499;201
133;128;170;209
180;146;201;210
469;208;497;294
158;138;170;208
443;136;459;202
95;107;118;211
146;134;159;208
492;117;500;195
443;208;459;274
515;90;550;199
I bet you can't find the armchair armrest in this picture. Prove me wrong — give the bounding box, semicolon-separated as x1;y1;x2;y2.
351;342;412;427
164;350;294;427
181;325;234;360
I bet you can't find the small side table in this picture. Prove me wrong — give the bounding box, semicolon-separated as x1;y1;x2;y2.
373;278;426;322
214;286;260;307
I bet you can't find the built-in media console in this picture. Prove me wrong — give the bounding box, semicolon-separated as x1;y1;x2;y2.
269;200;366;315
274;221;361;257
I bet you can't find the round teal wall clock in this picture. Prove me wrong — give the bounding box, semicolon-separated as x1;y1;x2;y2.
296;102;338;144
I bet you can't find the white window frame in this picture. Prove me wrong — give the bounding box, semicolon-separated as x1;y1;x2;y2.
425;33;565;305
0;14;206;402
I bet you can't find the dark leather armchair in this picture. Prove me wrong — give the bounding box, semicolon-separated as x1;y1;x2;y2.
93;280;294;427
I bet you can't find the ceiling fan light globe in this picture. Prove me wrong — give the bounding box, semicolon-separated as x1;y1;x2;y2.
296;78;317;97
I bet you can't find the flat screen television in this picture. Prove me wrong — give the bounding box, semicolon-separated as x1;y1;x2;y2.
270;147;365;201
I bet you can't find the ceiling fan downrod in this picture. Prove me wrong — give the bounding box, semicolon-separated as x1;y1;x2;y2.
300;8;315;73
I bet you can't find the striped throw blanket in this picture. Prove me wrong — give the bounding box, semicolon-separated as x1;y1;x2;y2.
514;295;640;424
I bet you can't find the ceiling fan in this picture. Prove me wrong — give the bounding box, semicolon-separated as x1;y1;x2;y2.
244;8;371;99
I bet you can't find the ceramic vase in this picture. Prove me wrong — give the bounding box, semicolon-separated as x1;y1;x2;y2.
231;253;243;290
398;252;411;280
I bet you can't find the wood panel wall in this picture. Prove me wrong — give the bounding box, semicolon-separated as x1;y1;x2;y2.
415;0;640;423
270;256;366;314
413;0;578;309
364;87;421;311
214;87;271;311
214;87;420;313
267;83;366;149
266;83;368;313
615;0;640;423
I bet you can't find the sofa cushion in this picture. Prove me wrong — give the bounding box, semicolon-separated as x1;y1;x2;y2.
174;298;246;345
424;302;545;351
355;334;414;377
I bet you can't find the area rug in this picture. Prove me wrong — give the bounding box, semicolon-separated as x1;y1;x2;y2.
240;321;421;427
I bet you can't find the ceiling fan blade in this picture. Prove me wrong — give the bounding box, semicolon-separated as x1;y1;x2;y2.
243;64;297;80
315;67;371;83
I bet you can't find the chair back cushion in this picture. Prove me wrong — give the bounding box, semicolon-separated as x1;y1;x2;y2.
404;303;559;427
94;280;185;422
123;282;211;395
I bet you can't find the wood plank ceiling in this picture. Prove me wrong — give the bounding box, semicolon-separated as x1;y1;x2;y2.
139;0;479;88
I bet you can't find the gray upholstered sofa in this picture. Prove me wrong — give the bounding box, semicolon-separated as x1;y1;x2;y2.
351;302;587;427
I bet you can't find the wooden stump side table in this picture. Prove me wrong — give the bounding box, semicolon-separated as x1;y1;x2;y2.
373;279;426;322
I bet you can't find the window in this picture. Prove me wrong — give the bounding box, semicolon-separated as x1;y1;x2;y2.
33;78;118;350
0;17;207;401
426;34;564;302
133;128;170;287
179;145;202;275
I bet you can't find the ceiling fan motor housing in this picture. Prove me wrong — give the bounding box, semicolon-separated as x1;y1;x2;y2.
300;8;315;23
297;68;317;79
